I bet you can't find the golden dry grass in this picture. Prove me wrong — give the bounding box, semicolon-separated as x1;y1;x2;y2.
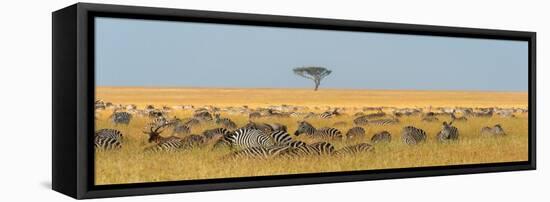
94;87;528;185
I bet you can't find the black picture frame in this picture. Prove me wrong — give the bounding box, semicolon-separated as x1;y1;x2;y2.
52;3;536;199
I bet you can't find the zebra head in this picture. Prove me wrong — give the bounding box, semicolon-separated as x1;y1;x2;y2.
294;121;314;136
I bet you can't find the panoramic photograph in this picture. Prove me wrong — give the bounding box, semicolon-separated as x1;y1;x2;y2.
93;17;529;185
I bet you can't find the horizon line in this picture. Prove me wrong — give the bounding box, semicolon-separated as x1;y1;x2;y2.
95;85;528;93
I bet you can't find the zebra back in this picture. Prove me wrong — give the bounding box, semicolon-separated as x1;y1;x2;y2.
226;128;275;149
401;126;427;145
335;143;374;155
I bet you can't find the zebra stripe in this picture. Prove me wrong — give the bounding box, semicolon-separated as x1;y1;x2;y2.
481;124;506;136
367;118;399;126
335;143;374;155
203;128;231;140
280;142;335;158
401;126;427;145
346;127;366;139
94;129;123;150
294;121;342;139
225;128;275;149
371;131;391;144
225;146;291;160
110;111;132;125
215;114;237;130
437;121;459;142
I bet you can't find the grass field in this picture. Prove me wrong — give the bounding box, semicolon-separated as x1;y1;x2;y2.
95;87;528;185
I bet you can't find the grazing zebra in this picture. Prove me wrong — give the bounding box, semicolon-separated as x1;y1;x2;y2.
353;115;369;126
481;124;506;136
437;121;459;142
319;109;340;119
280;142;335;158
183;118;201;127
202;127;232;140
94;129;123;150
214;114;237;130
194;111;213;122
367;118;399;126
225;145;291;160
335;143;374;155
371;131;391;144
421;116;439;122
346;127;366;139
216;128;275;149
110;111;132;125
294;121;342;139
450;113;468;122
401;126;427;145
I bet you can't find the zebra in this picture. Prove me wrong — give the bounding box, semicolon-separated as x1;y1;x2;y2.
294;121;342;139
450;113;468;122
249;111;262;120
319;109;340;119
401;126;427;145
225;145;291;160
214;114;237;130
421;115;439;122
110;111;132;125
280;142;336;158
436;121;459;142
202;127;232;140
353;115;369;126
194;111;213;122
94;129;123;150
371;131;391;144
215;128;275;150
269;130;295;146
367;118;399;126
481;124;506;136
143;134;206;153
334;143;374;155
346;127;366;139
245;121;288;134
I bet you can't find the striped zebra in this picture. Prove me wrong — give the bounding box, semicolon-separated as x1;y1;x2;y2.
353;115;369;126
319;109;339;119
225;145;291;160
215;128;275;150
245;121;287;134
194;111;213;122
143;133;207;153
481;124;506;136
249;112;262;120
401;126;427;145
280;142;335;158
450;113;468;122
371;131;391;144
214;114;237;130
437;121;459;142
202;127;232;140
346;127;366;139
294;121;342;139
110;111;132;125
334;143;374;155
95;129;123;150
367;118;399;126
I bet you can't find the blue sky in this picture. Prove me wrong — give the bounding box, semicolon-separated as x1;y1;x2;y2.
95;17;528;91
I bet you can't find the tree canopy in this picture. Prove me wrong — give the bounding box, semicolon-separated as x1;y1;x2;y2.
293;66;332;91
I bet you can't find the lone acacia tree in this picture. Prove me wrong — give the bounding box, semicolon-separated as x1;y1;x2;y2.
293;66;332;91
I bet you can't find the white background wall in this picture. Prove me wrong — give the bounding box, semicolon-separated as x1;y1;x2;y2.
0;0;546;201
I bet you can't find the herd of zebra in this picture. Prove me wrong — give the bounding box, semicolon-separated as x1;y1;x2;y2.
94;99;523;160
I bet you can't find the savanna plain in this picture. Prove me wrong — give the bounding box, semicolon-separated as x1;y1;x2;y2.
95;87;528;185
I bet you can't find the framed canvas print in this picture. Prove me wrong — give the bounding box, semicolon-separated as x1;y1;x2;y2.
52;3;536;199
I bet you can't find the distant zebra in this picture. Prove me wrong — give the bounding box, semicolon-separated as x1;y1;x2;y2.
95;129;123;150
294;121;342;139
214;114;237;130
367;118;399;126
319;109;339;119
194;111;213;122
245;121;287;134
346;127;366;139
371;131;391;144
225;145;291;160
280;142;335;158
216;128;275;149
110;111;132;125
249;112;262;120
144;134;206;152
353;115;369;126
335;143;374;155
450;113;468;122
203;127;232;140
481;124;506;136
401;126;427;145
436;121;459;142
421;116;439;122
